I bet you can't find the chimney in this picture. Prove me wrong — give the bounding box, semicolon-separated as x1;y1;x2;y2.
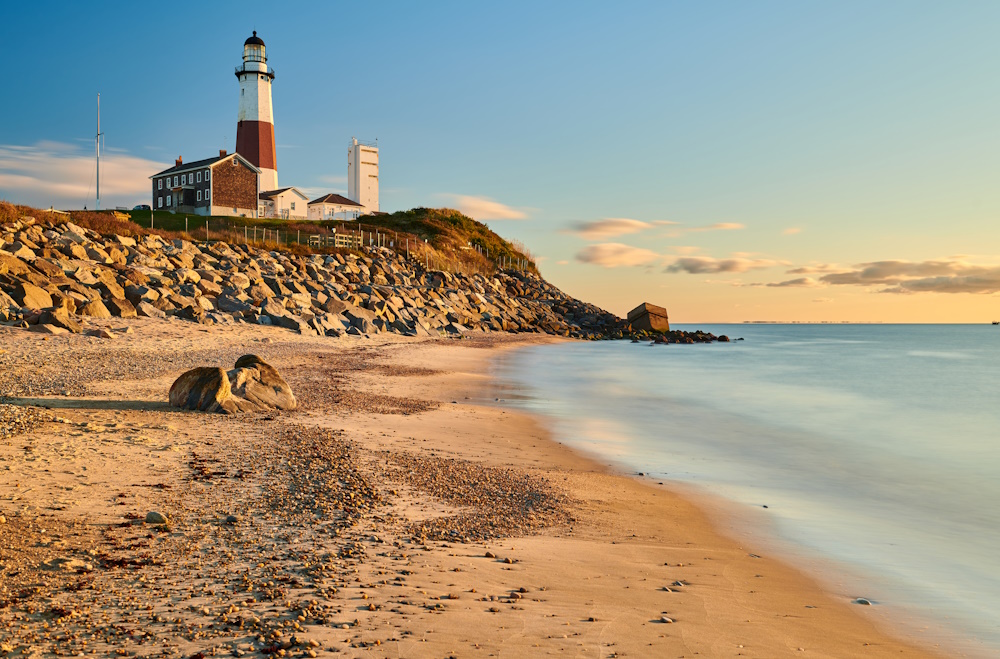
175;156;183;167
219;149;227;157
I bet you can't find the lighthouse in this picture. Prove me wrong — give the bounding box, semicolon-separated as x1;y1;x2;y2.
235;31;278;191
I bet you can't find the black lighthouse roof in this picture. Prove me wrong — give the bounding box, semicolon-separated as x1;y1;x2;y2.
245;31;264;46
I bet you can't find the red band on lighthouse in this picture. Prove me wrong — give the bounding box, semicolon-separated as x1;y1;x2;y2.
236;120;276;170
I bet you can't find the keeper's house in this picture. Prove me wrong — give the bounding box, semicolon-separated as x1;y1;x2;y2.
150;150;261;217
259;187;309;220
307;193;365;221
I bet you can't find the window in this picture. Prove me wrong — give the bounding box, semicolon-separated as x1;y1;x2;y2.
196;171;201;183
197;190;202;201
205;169;210;181
157;179;162;190
173;176;178;187
157;196;162;208
166;194;171;206
181;174;186;185
205;189;210;201
290;202;296;211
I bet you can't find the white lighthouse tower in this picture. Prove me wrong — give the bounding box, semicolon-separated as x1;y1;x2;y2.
235;31;278;191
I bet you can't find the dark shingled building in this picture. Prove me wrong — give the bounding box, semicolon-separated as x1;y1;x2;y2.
627;302;670;332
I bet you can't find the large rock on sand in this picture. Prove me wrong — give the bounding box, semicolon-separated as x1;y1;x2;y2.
168;355;295;414
169;367;235;414
228;354;297;411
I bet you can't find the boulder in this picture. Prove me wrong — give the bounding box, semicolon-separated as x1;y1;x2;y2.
39;308;82;334
168;367;235;414
85;328;116;339
136;300;166;318
228;355;297;410
168;356;295;414
13;282;53;310
77;299;112;318
106;297;137;318
30;323;67;335
0;253;33;276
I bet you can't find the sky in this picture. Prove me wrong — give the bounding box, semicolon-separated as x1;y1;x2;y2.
1;1;999;322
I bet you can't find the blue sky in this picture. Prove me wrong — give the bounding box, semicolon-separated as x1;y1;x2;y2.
2;1;999;321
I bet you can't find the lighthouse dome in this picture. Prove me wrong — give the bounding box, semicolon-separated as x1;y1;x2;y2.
244;31;265;47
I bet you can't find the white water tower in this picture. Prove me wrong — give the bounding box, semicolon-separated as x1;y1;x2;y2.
347;137;379;213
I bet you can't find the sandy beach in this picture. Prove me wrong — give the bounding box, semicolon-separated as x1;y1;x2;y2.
0;319;943;657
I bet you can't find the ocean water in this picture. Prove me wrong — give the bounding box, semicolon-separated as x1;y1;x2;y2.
494;325;1000;655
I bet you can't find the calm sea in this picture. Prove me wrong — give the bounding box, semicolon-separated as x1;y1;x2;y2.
494;325;1000;655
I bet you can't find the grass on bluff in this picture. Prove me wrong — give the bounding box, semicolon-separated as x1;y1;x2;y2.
2;200;536;276
362;208;537;275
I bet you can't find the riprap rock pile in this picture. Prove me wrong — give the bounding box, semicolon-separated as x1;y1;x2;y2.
1;216;623;339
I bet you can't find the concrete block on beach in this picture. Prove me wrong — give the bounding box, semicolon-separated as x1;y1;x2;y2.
627;302;670;333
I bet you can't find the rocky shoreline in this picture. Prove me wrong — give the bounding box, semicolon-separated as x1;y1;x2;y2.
2;213;731;345
1;215;622;340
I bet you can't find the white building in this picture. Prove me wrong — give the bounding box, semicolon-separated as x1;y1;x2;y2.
347;138;379;213
308;193;365;221
259;187;308;219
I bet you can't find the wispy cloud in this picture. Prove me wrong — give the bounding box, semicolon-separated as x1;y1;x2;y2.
787;263;842;275
575;243;662;268
661;221;747;238
441;194;527;220
752;258;1000;295
764;277;822;288
782;227;802;235
665;255;781;274
566;218;659;240
0;141;166;208
820;259;1000;294
695;222;745;232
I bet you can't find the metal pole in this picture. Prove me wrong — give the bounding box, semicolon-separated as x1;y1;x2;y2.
205;219;208;240
150;210;153;229
185;217;188;233
96;93;102;211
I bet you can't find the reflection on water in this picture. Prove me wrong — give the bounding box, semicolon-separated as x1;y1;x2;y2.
496;325;1000;656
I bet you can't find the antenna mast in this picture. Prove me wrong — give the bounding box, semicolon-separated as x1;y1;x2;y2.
96;93;103;210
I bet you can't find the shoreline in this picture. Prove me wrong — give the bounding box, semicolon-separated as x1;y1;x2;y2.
0;323;945;657
489;334;995;658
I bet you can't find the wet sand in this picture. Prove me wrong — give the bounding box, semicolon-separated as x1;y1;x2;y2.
0;320;943;657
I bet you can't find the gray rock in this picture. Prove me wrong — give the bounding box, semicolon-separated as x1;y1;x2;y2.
145;511;168;524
